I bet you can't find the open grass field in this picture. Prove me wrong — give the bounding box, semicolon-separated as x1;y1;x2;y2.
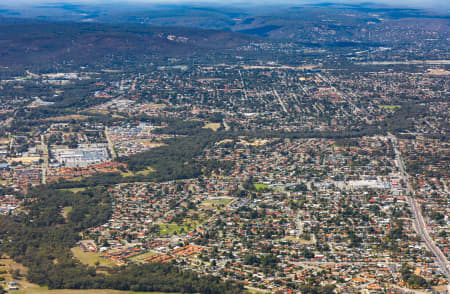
201;197;233;208
378;105;401;110
240;139;270;146
181;217;201;229
284;235;316;245
61;207;72;220
128;251;157;263
254;183;269;191
120;170;135;177
45;115;90;122
245;290;265;294
60;187;87;193
67;176;85;182
203;122;221;131
158;224;190;236
145;103;166;109
9;157;41;165
71;247;114;268
121;167;155;177
136;167;156;176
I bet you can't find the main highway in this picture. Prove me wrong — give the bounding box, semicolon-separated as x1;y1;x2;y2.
41;134;48;185
389;134;450;284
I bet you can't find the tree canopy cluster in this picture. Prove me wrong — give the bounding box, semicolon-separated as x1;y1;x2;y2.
0;186;243;293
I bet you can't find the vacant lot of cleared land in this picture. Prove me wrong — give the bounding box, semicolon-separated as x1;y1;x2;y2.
71;247;114;267
203;122;221;131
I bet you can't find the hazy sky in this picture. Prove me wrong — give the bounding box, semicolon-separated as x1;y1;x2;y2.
1;0;449;10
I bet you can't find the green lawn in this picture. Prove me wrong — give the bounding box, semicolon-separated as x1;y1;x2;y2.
254;183;269;191
136;167;156;176
120;170;135;177
378;105;401;110
158;224;190;236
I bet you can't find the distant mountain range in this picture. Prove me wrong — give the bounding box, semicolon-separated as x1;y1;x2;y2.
0;2;447;68
0;2;448;38
0;20;252;67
